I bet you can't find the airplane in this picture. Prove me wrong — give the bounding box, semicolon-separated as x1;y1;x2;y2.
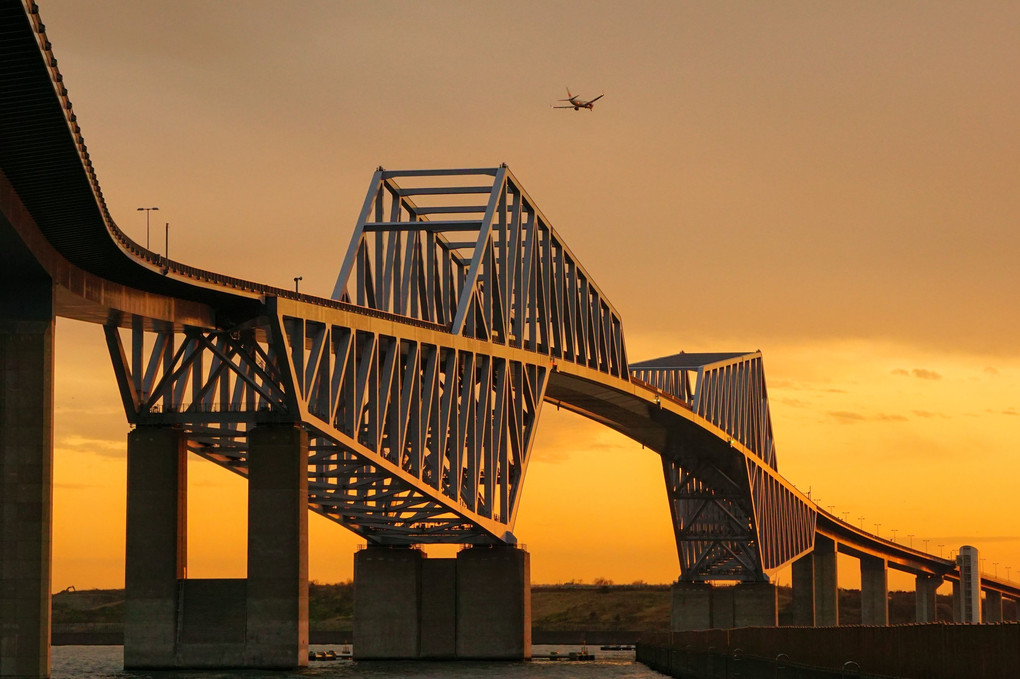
552;87;605;111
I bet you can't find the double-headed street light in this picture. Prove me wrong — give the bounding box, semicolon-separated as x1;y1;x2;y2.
137;207;159;248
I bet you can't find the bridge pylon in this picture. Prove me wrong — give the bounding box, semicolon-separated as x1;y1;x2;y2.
0;278;55;679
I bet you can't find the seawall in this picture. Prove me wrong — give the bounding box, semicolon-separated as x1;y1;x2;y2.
637;623;1020;679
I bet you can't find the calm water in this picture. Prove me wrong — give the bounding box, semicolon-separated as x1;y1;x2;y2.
53;646;667;679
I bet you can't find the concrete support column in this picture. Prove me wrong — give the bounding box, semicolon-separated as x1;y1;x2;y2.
860;556;888;626
814;535;839;626
790;553;815;626
456;546;530;659
733;582;778;627
419;558;457;658
670;581;713;631
0;281;54;679
244;425;309;668
353;546;423;659
952;580;963;622
915;574;941;623
123;426;187;668
984;590;1003;623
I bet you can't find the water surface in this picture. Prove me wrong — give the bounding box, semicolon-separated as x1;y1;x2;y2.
54;645;666;679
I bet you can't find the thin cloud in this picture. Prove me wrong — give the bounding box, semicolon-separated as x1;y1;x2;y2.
828;411;908;424
912;410;949;419
57;435;124;459
892;368;942;380
55;481;100;490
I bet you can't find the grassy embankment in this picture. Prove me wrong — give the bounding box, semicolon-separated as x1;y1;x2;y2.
54;582;1004;633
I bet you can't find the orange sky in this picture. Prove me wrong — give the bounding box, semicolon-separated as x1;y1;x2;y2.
37;1;1020;592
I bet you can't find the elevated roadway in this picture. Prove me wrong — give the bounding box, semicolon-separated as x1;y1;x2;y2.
1;0;1017;674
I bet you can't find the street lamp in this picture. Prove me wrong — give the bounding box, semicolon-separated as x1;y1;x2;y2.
137;207;159;249
294;276;303;293
858;516;865;529
891;529;898;543
938;544;944;558
907;534;914;549
875;523;881;538
1007;566;1012;582
922;539;929;553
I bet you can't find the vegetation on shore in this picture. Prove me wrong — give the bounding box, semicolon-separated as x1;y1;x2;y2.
55;580;1011;632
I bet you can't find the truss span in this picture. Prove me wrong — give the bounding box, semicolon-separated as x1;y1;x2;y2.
2;0;829;583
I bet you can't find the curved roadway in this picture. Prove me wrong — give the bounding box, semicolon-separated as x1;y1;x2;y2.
4;0;1018;598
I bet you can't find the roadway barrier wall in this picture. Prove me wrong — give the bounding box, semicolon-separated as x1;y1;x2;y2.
637;623;1020;679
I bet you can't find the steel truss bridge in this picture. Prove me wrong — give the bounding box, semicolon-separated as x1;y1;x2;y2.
1;0;1018;599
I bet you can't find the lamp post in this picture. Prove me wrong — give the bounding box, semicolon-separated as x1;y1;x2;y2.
891;529;898;543
294;276;303;293
137;207;159;248
907;534;914;549
875;523;881;538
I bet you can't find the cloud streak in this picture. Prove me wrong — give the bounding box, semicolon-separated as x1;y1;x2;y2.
828;411;909;424
892;368;942;380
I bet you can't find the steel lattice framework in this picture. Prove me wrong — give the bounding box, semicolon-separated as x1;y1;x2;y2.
100;167;633;545
332;167;628;377
98;168;819;572
631;352;816;581
9;0;1011;630
104;302;550;544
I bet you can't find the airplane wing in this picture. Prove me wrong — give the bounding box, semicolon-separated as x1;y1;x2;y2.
551;105;575;109
586;93;605;104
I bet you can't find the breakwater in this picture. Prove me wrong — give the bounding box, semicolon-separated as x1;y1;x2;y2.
637;623;1020;679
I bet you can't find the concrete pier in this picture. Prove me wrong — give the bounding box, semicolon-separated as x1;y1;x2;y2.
915;574;941;623
984;590;1003;623
732;583;778;627
456;545;531;659
0;281;54;679
353;546;423;659
353;544;530;659
790;553;815;626
952;579;963;622
244;424;309;667
124;423;309;669
419;558;457;658
860;555;888;626
813;535;838;626
670;582;713;631
123;426;187;668
670;581;776;630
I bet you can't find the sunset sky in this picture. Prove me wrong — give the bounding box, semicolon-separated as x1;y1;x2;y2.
36;1;1020;593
